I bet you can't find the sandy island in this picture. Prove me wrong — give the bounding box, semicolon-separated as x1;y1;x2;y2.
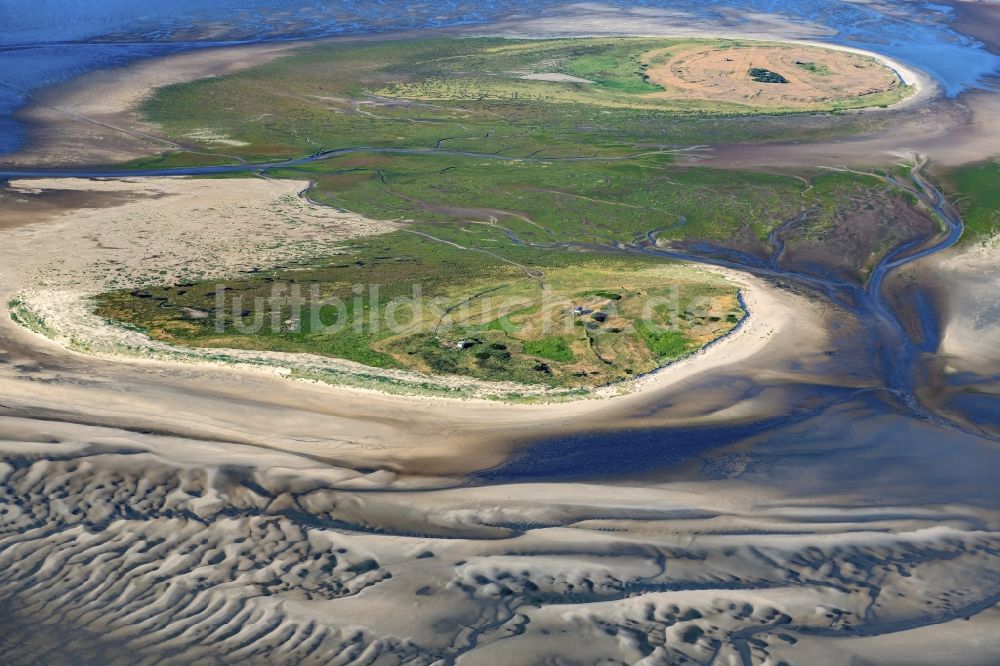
0;32;924;410
0;35;824;470
0;27;998;665
0;174;806;428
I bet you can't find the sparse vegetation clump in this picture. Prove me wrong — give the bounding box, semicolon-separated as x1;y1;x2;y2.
748;67;789;84
941;161;1000;244
794;60;831;75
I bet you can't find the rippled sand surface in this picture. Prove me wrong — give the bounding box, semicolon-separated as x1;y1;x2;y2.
1;3;1000;664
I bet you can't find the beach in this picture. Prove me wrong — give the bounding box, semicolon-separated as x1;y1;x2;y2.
0;19;998;665
3;42;304;167
0;168;811;475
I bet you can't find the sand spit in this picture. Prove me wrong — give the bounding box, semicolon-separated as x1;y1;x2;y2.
0;173;818;472
2;42;303;167
1;174;793;403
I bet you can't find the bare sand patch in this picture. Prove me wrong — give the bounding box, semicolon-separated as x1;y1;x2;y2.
518;72;595;83
644;42;903;110
0;176;817;478
2;176;393;291
931;238;1000;370
3;42;303;166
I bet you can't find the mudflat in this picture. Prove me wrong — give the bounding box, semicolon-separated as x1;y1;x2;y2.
0;12;998;666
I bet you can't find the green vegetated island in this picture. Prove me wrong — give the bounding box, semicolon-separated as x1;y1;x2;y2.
93;36;954;398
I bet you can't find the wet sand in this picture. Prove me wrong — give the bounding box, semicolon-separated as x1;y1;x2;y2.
0;406;996;663
946;0;1000;54
706;89;1000;168
0;175;805;474
0;184;141;231
0;22;999;665
2;42;305;167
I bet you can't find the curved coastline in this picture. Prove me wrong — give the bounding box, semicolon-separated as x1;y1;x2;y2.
2;17;1000;666
0;30;972;419
0;33;844;408
0;30;931;172
471;29;933;108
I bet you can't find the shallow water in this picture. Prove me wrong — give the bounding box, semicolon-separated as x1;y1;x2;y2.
2;6;999;656
1;0;999;155
474;163;1000;496
2;140;995;501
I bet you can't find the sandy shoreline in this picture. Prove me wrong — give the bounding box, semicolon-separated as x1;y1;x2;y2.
0;175;792;407
1;28;933;170
0;21;998;665
2;42;306;167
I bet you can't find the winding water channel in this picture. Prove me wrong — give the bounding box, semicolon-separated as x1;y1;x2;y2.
2;148;992;491
1;3;999;660
478;158;992;485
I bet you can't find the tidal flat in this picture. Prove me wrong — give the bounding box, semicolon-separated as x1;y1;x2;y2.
0;6;999;665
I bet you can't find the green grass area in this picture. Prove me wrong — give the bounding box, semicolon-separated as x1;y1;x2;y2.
555;43;664;94
96;245;745;388
635;323;695;358
941;161;1000;243
267;152;906;250
131;36;909;169
795;61;832;75
90;36;936;392
523;336;575;362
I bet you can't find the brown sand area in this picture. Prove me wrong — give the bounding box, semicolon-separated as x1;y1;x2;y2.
645;43;901;109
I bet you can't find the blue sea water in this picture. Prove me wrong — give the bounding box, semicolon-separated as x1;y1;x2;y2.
0;0;998;156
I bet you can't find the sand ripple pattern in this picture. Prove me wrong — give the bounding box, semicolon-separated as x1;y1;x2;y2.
0;430;997;665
